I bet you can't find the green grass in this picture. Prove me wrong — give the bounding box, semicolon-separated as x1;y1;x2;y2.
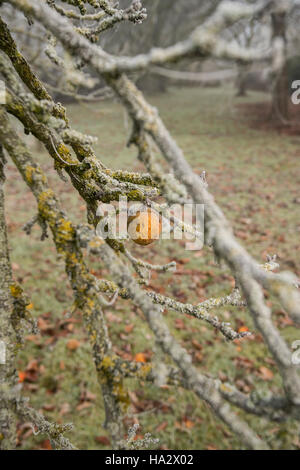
5;85;300;450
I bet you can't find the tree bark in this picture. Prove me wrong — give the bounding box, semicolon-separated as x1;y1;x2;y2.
0;145;17;449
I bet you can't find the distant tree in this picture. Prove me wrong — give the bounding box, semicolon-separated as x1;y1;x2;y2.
271;0;291;121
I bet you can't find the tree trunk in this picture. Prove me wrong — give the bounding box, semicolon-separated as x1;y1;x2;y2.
272;63;289;121
236;63;249;97
271;1;291;122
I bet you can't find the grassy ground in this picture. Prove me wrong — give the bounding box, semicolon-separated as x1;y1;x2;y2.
4;85;300;450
